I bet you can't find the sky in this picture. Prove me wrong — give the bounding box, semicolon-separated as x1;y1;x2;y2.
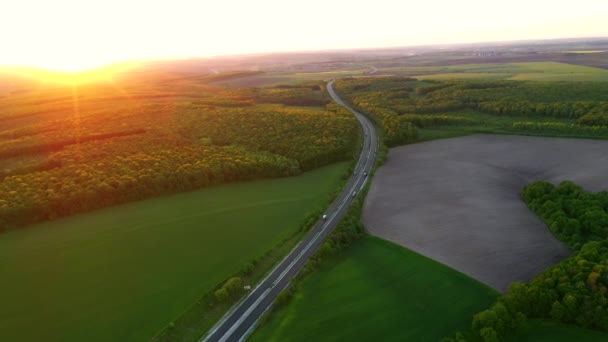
1;0;607;72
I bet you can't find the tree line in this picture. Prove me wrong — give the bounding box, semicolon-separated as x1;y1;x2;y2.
512;122;608;137
445;181;608;341
0;79;358;231
334;77;608;142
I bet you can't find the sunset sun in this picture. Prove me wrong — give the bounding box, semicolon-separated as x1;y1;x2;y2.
29;55;113;74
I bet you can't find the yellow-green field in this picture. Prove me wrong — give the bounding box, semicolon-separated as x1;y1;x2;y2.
388;62;608;82
212;69;371;87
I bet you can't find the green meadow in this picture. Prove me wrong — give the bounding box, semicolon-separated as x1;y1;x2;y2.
509;320;608;342
212;69;371;87
389;62;608;82
0;162;347;342
250;236;498;342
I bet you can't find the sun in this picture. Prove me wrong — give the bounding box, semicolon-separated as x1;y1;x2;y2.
35;58;111;74
0;43;140;83
22;55;128;76
3;60;139;84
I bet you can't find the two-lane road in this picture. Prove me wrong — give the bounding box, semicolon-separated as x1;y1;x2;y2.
202;80;378;342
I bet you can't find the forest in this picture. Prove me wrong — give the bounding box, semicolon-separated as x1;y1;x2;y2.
333;77;608;143
444;181;608;342
0;78;357;230
332;76;608;342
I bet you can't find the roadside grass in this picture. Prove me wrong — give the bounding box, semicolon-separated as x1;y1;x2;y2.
249;236;498;342
0;162;348;342
152;223;311;342
507;319;608;341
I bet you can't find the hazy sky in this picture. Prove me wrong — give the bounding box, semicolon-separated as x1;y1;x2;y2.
1;0;607;71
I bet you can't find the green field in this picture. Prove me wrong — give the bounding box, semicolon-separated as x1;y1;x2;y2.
392;62;608;81
250;236;498;342
212;69;370;88
0;162;347;342
508;320;608;341
410;109;605;143
209;62;608;87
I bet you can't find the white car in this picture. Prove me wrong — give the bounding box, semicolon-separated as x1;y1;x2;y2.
322;214;327;221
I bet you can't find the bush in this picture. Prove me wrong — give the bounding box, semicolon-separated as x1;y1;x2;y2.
241;263;255;276
224;277;242;296
214;288;229;302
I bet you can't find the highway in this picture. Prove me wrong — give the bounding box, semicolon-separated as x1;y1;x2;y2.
201;80;378;342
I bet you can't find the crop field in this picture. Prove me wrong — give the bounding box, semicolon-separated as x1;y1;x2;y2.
380;62;608;81
211;69;372;88
363;134;608;291
384;62;608;81
250;236;497;342
562;50;607;54
0;162;348;342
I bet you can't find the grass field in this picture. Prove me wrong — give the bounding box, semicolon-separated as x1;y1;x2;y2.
508;320;608;341
405;109;608;143
0;162;348;342
250;236;498;342
212;69;370;87
409;109;585;143
391;62;608;81
210;62;608;87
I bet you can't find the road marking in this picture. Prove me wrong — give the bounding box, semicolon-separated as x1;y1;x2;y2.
208;80;377;342
218;288;271;342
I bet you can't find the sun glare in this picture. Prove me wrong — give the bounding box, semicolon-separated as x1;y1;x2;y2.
27;55;114;73
5;61;138;84
2;0;607;74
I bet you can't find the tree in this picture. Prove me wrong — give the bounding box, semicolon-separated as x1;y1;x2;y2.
479;327;498;342
224;277;242;296
214;288;229;302
550;301;566;322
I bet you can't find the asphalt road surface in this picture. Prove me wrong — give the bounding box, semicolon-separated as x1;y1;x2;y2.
201;80;378;342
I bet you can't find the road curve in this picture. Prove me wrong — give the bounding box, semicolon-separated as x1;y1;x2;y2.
201;80;378;342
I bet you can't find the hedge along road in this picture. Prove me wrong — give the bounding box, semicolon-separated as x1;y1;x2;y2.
201;80;379;342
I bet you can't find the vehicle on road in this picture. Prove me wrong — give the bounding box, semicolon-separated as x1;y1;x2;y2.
363;172;368;176
202;80;377;342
